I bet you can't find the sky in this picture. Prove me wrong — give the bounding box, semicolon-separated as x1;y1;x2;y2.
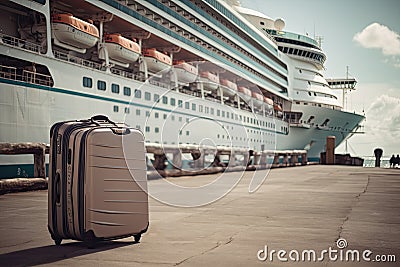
241;0;400;158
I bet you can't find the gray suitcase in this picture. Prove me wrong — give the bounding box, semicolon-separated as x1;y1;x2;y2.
48;115;148;247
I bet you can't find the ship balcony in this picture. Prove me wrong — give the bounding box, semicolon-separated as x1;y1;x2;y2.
264;29;320;49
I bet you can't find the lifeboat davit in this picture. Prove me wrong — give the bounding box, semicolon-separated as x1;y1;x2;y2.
143;48;172;73
173;60;198;84
104;34;141;63
52;13;99;50
220;79;238;97
252;91;264;107
238;86;252;101
198;71;219;91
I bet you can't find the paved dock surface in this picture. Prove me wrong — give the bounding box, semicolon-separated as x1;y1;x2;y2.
0;166;399;266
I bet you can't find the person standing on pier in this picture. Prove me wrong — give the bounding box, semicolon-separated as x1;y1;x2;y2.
390;155;396;168
395;155;400;168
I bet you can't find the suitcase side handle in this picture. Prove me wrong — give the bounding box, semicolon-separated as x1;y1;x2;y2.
90;115;117;126
111;127;131;135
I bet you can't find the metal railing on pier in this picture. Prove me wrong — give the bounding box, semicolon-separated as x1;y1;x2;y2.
0;142;308;179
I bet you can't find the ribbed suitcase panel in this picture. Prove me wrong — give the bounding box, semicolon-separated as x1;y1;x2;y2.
85;128;148;239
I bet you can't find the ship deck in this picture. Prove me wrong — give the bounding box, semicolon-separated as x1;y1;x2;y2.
0;165;399;266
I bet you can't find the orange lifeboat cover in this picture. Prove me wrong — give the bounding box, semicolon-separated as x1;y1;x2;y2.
220;79;238;90
264;97;274;105
173;60;197;74
252;91;264;101
143;48;172;65
199;71;219;83
238;86;252;96
52;13;99;38
104;33;141;53
274;103;283;111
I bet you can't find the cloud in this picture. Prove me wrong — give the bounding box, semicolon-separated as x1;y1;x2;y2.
366;94;400;139
353;23;400;56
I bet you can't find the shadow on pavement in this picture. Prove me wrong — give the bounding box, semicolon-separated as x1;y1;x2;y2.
0;240;135;266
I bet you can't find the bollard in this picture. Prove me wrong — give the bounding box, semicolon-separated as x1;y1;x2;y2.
374;148;383;168
172;150;182;170
326;136;336;165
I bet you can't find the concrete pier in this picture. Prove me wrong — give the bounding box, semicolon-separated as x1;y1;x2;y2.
0;166;399;266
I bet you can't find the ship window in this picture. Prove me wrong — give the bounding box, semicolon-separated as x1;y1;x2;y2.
211;108;214;115
124;86;131;96
162;96;168;104
146;111;150;117
199;105;203;112
97;80;106;91
124;107;130;114
217;110;220;116
186;131;189;136
113;105;119;112
171;115;175;121
299;69;302;73
145;126;150;133
192;103;196;111
111;84;120;94
134;89;142;98
136;125;140;130
145;92;151;101
136;109;141;116
170;98;176;106
178;100;183;107
164;114;167;119
260;21;264;25
222;111;225;117
83;77;92;88
185;102;190;109
155;127;159;133
154;94;160;102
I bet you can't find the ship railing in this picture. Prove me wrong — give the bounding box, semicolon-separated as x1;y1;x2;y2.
0;33;42;54
53;50;103;70
0;65;53;87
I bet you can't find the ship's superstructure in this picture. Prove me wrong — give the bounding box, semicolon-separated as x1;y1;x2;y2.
0;0;364;177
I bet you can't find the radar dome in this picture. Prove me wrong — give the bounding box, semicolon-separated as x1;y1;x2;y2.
274;18;285;31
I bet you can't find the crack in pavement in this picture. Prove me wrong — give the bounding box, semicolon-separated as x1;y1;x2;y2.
174;236;234;266
337;175;371;241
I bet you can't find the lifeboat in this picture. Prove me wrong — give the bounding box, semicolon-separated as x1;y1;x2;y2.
220;79;238;97
264;97;274;106
143;48;172;73
252;91;264;107
173;60;198;84
274;103;283;112
198;71;219;91
104;34;141;63
238;86;252;101
264;97;274;115
274;103;283;117
52;13;99;50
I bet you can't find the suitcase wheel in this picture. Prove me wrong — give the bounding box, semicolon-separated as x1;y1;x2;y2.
133;234;141;243
84;230;98;249
54;238;62;246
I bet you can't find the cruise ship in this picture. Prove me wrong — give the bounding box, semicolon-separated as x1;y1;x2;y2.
0;0;364;178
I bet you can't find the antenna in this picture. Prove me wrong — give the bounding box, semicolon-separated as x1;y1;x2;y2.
315;36;324;48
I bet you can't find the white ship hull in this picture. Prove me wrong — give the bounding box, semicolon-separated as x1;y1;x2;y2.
0;0;364;178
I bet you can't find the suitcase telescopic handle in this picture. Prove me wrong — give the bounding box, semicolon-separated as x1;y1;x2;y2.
90;115;117;126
